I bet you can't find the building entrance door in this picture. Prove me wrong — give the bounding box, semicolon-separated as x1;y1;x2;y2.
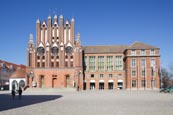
40;76;44;88
66;75;70;87
52;78;57;88
108;82;113;90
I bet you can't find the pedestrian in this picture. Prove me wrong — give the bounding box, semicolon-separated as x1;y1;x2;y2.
18;87;23;100
11;88;15;100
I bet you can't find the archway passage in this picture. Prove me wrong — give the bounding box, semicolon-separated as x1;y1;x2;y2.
108;82;114;90
12;80;18;90
117;80;123;89
19;80;25;88
90;83;95;90
99;83;104;90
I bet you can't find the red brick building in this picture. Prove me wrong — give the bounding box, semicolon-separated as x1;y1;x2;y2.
0;60;25;90
26;15;160;90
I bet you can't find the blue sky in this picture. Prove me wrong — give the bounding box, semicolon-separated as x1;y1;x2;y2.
0;0;172;68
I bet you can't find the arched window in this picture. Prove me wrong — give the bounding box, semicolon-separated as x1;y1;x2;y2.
37;47;44;55
12;80;18;90
52;47;58;55
66;46;73;54
19;80;25;88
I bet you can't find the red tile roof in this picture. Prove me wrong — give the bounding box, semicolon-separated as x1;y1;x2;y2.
10;69;27;78
83;45;128;54
128;41;159;50
83;42;159;53
0;60;26;70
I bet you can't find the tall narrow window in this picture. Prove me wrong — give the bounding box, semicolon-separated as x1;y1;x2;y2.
150;58;155;77
70;62;73;67
151;80;155;88
37;62;40;67
98;56;104;71
141;49;145;55
131;58;136;67
56;62;59;67
29;53;32;67
84;56;87;71
89;56;95;72
42;62;45;67
141;80;145;87
150;58;155;67
100;74;104;78
132;71;136;77
107;56;113;71
132;80;136;88
142;70;145;77
117;74;122;78
115;56;123;70
109;74;113;78
131;50;136;55
51;62;54;67
151;69;155;77
141;59;146;67
65;61;68;67
150;49;155;55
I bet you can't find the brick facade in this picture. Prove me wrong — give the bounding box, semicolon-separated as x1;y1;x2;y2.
26;15;160;90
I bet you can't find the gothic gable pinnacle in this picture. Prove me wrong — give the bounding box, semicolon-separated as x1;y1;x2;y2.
28;33;34;45
38;42;44;48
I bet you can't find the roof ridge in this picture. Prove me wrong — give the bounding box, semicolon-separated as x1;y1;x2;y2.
128;41;158;49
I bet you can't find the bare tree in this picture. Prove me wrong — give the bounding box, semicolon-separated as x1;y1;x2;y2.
161;68;171;88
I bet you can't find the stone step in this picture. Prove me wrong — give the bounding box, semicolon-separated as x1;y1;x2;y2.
25;87;76;92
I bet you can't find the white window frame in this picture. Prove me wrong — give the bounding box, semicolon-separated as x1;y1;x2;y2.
140;49;145;55
141;58;146;67
150;49;155;55
131;50;136;55
131;71;136;77
131;58;136;67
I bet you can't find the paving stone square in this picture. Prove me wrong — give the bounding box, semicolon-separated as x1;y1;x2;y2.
0;89;173;115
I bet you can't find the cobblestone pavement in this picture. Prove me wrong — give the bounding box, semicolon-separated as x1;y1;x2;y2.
0;89;173;115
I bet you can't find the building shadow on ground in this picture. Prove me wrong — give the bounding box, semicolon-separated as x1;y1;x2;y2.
0;93;62;111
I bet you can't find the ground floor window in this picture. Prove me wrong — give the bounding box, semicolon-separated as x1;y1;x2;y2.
141;80;145;87
117;82;123;89
151;80;155;88
108;82;113;90
132;80;136;88
99;83;104;90
90;83;95;90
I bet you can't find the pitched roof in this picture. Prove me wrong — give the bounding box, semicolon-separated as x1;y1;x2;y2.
128;41;159;50
10;69;27;78
83;42;159;54
0;60;26;70
83;45;128;54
